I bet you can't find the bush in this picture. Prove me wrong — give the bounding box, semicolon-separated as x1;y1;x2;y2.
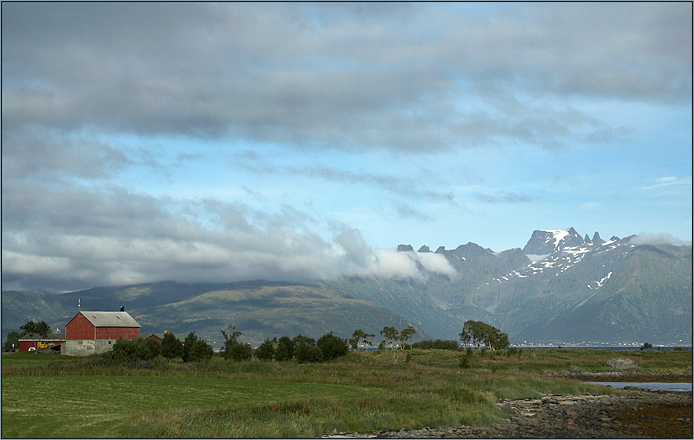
275;336;295;361
295;343;323;364
459;353;471;369
411;339;460;350
224;341;253;362
255;338;275;361
316;332;348;361
182;332;213;363
161;333;183;359
105;337;161;362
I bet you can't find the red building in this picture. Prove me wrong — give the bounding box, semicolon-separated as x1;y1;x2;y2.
17;333;65;352
63;311;140;356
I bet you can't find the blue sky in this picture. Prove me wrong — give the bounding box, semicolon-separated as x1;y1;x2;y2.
2;2;691;292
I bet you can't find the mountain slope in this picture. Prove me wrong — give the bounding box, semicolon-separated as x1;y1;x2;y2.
330;229;692;345
2;282;423;347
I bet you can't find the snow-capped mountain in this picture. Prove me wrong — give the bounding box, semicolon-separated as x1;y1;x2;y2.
522;227;588;255
330;228;692;345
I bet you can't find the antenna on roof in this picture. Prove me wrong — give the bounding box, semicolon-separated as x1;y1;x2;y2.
78;298;80;310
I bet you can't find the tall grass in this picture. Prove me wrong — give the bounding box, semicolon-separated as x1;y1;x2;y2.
2;348;691;438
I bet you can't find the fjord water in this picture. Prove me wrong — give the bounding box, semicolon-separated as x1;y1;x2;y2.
585;382;693;392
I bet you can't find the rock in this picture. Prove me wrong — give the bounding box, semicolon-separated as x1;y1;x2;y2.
417;245;431;253
569;365;582;374
397;244;414;252
607;358;638;370
499;403;517;415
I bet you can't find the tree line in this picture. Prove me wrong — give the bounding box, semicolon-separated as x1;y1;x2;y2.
4;319;512;359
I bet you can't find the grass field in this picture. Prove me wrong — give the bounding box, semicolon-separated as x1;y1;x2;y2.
2;348;691;438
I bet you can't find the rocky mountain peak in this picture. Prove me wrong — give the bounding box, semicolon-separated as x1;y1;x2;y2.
397;244;414;252
592;232;605;246
522;227;585;255
417;245;431;253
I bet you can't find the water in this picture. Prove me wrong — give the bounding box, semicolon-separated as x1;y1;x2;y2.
585;381;692;392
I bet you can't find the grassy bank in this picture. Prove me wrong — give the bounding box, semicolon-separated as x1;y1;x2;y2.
2;348;691;438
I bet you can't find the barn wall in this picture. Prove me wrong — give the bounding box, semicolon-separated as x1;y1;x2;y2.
19;341;37;352
66;314;95;340
95;327;139;340
63;339;95;356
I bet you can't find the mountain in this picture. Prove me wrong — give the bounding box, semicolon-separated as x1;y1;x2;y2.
1;282;424;347
329;229;691;345
522;227;586;255
3;228;691;346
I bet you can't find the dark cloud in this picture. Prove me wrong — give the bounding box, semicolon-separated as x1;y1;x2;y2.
3;3;688;152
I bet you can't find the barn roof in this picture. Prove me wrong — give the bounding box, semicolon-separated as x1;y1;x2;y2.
78;311;141;328
18;333;66;341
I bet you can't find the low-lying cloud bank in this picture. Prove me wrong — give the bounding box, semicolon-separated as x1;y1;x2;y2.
629;232;691;247
1;186;456;292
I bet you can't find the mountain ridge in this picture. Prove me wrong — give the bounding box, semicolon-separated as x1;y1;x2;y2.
3;228;691;346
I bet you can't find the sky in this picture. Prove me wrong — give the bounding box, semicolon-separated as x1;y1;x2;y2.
2;2;692;292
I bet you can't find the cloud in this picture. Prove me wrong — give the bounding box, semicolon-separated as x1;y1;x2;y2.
629;232;690;247
3;2;687;153
1;182;457;292
641;176;691;191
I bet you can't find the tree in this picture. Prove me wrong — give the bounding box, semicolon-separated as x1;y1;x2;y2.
161;333;183;359
4;331;20;351
220;324;242;345
350;329;376;350
255;338;276;361
459;320;509;350
20;321;51;338
316;332;348;361
380;326;399;350
399;326;416;349
182;332;213;362
221;324;251;361
226;341;253;361
275;336;295;361
295;343;323;363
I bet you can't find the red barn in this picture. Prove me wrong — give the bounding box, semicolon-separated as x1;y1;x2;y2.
63;311;140;356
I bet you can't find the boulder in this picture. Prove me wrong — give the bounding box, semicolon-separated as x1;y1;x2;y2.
569;365;582;374
606;358;638;370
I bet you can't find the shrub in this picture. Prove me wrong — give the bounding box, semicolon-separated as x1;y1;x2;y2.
316;332;348;361
275;336;295;361
459;353;471;369
182;332;213;363
106;337;160;362
295;343;323;364
255;338;275;361
224;341;253;362
412;339;459;351
161;333;183;359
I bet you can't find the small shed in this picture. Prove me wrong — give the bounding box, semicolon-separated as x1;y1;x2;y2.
18;333;65;352
63;311;140;356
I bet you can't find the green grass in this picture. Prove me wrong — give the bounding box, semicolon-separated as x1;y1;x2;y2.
1;348;691;438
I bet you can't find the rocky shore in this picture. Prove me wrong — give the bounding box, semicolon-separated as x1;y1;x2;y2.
326;391;692;439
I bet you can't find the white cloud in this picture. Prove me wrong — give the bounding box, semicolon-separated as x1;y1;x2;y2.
629;232;690;246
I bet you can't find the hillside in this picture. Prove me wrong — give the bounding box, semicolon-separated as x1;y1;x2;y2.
2;282;423;347
3;229;691;346
329;230;692;345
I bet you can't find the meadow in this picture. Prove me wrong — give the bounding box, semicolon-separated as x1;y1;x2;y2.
2;348;691;438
